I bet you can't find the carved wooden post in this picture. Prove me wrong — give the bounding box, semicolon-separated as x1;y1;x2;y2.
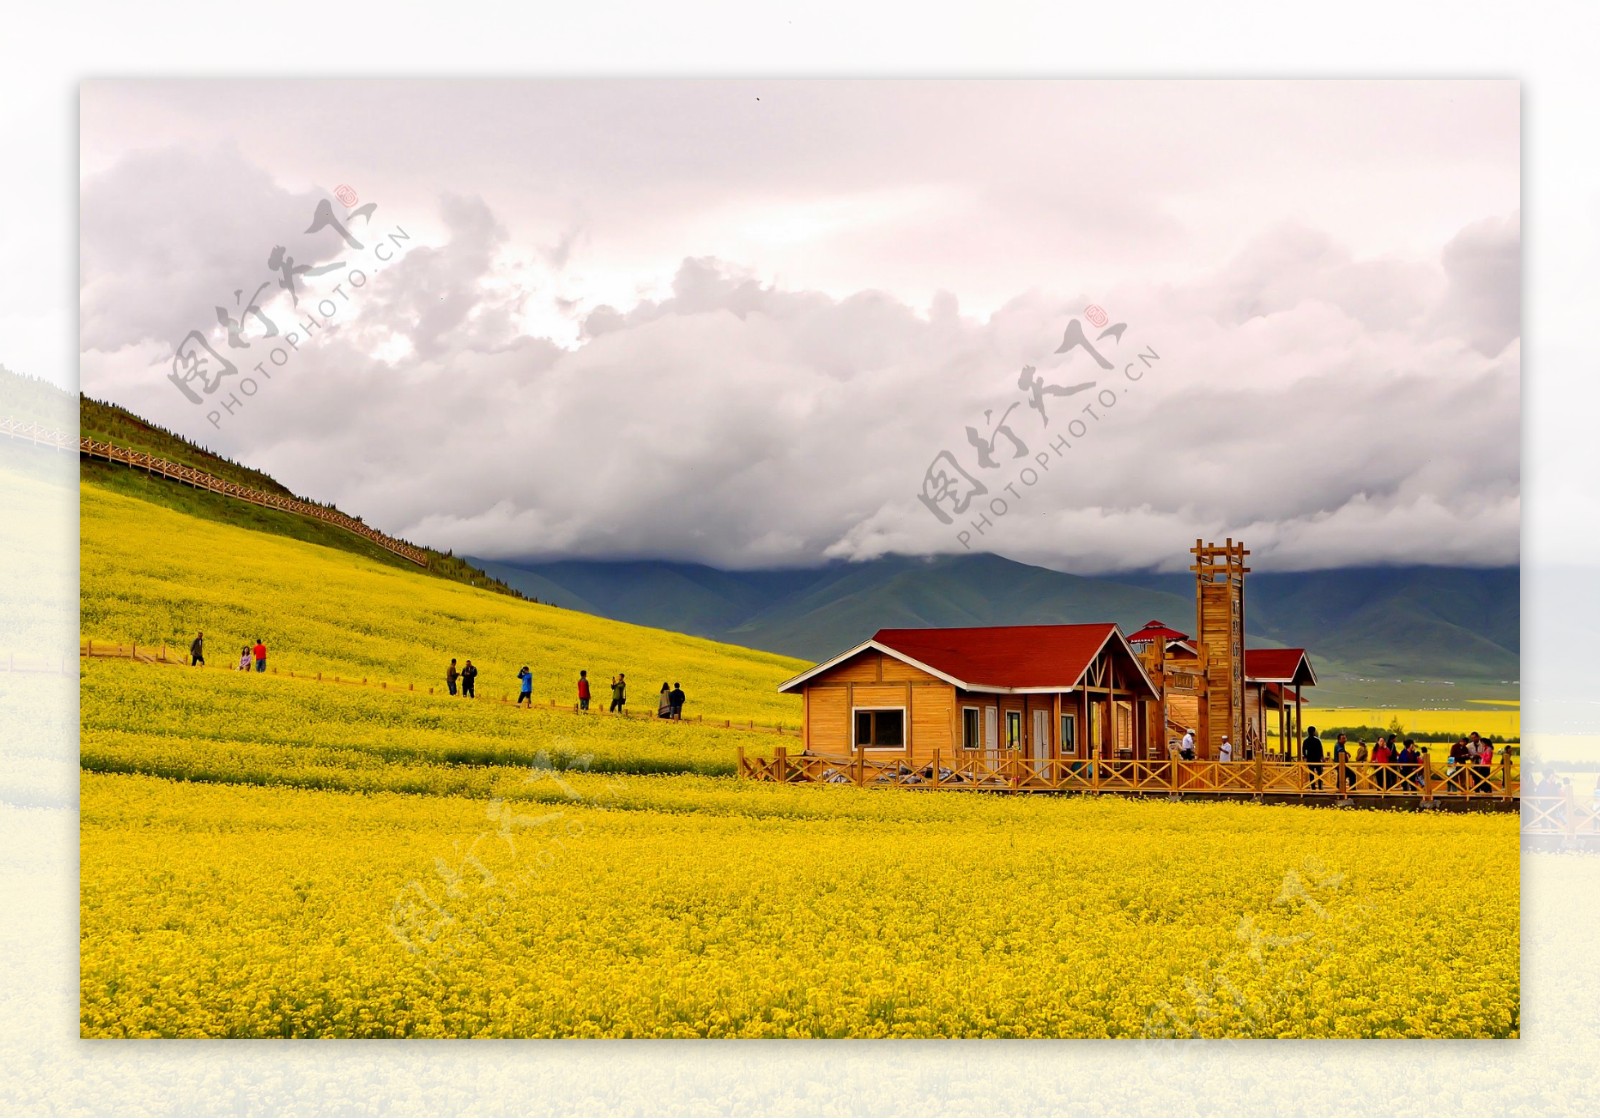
774;745;788;783
736;745;746;778
932;748;942;788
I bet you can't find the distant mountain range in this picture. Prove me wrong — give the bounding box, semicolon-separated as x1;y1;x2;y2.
470;553;1520;702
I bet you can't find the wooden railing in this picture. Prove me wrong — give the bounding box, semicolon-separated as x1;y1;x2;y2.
738;748;1520;807
0;417;73;448
1523;795;1600;838
78;436;430;567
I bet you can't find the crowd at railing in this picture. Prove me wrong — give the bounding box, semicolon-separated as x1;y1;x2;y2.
740;745;1519;803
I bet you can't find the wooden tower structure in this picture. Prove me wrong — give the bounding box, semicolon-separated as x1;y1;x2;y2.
1191;538;1249;758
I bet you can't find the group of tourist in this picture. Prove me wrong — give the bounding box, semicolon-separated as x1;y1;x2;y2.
441;661;689;718
1166;723;1502;791
187;632;268;673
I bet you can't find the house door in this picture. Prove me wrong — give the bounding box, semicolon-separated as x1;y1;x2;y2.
984;706;998;767
1031;709;1050;773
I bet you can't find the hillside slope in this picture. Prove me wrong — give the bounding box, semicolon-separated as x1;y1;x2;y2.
80;394;532;601
81;483;806;726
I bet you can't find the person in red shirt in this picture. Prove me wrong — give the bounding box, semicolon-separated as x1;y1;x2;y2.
577;670;591;712
1372;736;1392;791
252;639;267;673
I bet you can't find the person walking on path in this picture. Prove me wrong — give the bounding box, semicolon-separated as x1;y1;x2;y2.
577;670;591;712
657;682;673;719
461;660;477;698
1180;728;1195;761
237;646;251;671
189;632;205;667
252;639;267;673
669;682;685;720
609;674;626;713
517;666;534;707
446;658;459;696
1303;725;1325;790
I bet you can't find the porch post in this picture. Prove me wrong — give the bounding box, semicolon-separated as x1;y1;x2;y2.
1294;686;1303;760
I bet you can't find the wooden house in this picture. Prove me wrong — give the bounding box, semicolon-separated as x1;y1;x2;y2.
777;623;1161;766
779;541;1322;769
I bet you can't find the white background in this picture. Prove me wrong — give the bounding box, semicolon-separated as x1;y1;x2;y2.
2;2;1596;1115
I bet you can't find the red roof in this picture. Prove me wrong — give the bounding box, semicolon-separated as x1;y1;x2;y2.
1127;620;1190;643
1245;647;1317;685
868;623;1150;692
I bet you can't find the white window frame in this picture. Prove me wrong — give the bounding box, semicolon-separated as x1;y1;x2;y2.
1060;712;1078;756
1005;709;1023;751
853;706;908;752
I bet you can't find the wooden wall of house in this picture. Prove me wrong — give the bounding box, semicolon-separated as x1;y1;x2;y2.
797;645;1155;763
799;650;952;760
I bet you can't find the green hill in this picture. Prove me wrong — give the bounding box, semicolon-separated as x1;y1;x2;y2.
480;554;1520;706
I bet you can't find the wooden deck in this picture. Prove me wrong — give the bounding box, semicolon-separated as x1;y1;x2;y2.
738;747;1520;810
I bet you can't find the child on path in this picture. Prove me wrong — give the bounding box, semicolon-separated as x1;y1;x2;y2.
517;666;534;706
577;670;591;711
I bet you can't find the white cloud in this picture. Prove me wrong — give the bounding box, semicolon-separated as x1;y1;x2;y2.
77;82;1520;574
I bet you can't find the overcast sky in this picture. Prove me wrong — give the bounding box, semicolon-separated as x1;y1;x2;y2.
78;79;1519;573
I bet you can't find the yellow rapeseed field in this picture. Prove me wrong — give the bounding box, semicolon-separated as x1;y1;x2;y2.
1313;707;1521;744
80;484;806;727
81;769;1518;1039
78;480;1523;1039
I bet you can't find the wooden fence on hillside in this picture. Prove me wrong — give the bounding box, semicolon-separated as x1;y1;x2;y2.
78;640;804;738
77;436;429;566
0;418;73;449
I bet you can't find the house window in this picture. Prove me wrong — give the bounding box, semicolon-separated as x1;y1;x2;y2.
854;708;905;750
1060;713;1077;756
961;707;981;750
1005;710;1022;750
